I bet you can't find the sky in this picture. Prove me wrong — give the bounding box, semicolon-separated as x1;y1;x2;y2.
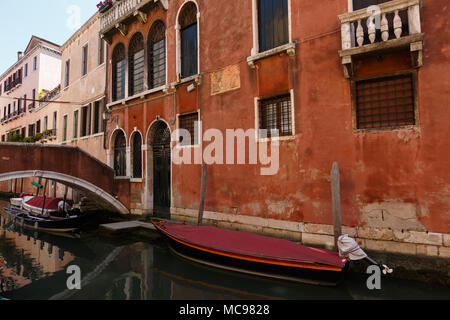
0;0;98;74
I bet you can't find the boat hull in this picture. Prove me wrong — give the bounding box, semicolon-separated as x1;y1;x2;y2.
4;208;88;233
154;222;348;286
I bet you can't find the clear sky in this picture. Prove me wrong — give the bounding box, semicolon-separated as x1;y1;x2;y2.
0;0;98;75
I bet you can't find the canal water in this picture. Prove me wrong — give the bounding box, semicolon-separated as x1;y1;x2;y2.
0;200;449;300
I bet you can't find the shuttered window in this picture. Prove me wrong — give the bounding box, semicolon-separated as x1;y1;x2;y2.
112;44;126;101
354;73;416;130
129;33;145;96
258;0;289;52
149;21;166;89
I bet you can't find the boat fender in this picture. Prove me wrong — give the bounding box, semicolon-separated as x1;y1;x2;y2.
338;234;393;275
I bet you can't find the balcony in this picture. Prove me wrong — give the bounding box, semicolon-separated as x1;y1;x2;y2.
4;76;22;93
338;0;423;78
100;0;168;42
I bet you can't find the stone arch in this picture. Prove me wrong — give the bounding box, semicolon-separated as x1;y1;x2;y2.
143;119;172;217
0;170;129;214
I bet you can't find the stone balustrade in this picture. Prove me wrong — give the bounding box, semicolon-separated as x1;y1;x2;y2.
100;0;168;36
338;0;424;78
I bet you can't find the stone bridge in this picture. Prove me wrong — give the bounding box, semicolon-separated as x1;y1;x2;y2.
0;143;130;214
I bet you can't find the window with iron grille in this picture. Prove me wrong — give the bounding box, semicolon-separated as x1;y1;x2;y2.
132;132;143;178
258;0;289;52
179;112;199;146
112;44;126;101
179;2;198;79
354;73;416;130
259;94;293;138
129;33;145;96
114;131;127;177
149;20;166;89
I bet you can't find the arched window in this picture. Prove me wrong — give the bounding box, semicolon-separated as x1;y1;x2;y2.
114;131;127;177
128;33;145;96
179;2;198;79
112;44;126;101
148;20;166;89
131;132;142;178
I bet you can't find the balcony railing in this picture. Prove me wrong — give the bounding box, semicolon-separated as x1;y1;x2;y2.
100;0;167;37
4;76;22;93
38;85;61;109
338;0;423;78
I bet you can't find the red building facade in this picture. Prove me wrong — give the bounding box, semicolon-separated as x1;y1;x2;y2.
100;0;450;257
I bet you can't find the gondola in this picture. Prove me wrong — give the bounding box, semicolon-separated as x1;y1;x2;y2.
4;207;89;233
152;220;350;286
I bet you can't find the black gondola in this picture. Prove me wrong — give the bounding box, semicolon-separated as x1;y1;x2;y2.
4;207;89;233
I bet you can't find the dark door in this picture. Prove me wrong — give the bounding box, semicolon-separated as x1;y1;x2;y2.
114;131;127;177
152;122;171;218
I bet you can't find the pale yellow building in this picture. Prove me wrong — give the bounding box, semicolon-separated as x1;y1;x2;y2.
57;12;107;163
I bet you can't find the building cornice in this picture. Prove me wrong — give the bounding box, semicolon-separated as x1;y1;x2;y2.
0;43;61;82
61;12;100;53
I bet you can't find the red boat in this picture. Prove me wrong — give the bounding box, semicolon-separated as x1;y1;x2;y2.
11;195;71;217
152;221;349;286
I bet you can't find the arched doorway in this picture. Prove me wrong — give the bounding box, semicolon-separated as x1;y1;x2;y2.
114;131;127;177
151;121;171;218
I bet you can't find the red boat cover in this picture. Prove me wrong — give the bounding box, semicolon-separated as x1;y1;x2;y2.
158;222;347;268
25;196;62;211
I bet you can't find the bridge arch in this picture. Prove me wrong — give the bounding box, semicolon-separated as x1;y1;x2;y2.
0;170;129;214
0;143;130;214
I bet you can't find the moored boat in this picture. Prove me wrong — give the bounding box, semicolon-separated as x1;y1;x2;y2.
152;220;350;286
4;207;88;233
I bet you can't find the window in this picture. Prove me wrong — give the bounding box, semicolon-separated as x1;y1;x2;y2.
99;37;106;65
259;94;293;138
114;131;127;177
64;60;70;88
112;44;126;101
92;100;102;134
82;45;88;76
28;124;35;137
80;105;90;137
36;120;41;133
179;2;198;79
258;0;289;52
25;63;28;77
73;110;79;139
52;111;57;135
33;56;37;71
149;21;166;89
179;112;199;146
62;115;68;141
44;116;48;131
32;89;36;108
129;33;145;96
352;0;391;11
17;99;22;115
353;73;416;130
131;132;143;178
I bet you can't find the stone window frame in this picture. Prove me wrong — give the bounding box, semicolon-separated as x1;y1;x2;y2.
129;129;144;181
254;89;296;143
175;0;201;83
175;109;202;150
250;0;293;56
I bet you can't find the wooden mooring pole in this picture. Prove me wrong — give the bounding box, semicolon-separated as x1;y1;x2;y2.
198;164;207;226
331;162;342;252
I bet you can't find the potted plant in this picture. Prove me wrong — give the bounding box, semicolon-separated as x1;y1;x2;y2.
97;0;114;14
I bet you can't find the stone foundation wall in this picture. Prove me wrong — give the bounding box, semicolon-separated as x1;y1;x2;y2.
171;207;450;259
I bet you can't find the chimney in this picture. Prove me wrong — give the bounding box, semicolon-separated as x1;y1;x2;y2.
18;51;23;60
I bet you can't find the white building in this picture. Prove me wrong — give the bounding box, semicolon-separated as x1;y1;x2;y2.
0;36;61;141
